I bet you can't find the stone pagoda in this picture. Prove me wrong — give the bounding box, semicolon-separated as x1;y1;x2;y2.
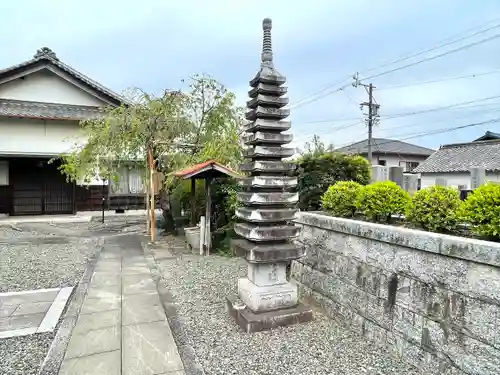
227;18;313;333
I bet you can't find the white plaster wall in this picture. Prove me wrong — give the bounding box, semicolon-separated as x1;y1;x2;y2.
0;70;105;106
0;118;85;156
0;161;8;185
369;154;428;170
420;172;500;189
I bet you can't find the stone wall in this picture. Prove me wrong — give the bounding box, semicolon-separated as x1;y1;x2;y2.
292;212;500;375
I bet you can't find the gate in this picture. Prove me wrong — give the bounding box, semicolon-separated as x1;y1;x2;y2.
9;158;74;215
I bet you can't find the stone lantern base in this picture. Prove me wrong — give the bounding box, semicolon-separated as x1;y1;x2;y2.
226;295;313;333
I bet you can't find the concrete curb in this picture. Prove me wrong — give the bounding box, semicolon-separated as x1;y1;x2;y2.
142;239;204;375
37;242;103;375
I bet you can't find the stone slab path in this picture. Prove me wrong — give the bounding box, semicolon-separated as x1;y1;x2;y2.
58;235;185;375
0;287;73;339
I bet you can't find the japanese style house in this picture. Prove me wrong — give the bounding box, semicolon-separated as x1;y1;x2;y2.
0;47;146;215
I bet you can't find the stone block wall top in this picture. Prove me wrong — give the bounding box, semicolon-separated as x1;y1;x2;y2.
295;212;500;268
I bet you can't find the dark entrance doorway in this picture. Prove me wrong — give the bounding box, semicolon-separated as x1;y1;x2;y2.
8;158;75;215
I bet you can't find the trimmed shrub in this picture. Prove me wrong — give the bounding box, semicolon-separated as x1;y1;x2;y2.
321;181;362;217
458;182;500;239
296;152;371;211
356;181;410;222
406;186;461;233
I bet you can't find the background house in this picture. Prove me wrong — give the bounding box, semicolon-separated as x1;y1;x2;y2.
337;138;434;172
0;47;145;216
414;131;500;189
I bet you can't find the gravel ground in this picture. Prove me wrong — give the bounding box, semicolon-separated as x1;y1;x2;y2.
0;225;101;293
0;333;54;375
154;238;422;375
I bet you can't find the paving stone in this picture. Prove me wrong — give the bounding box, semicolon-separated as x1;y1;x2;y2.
73;310;121;335
59;350;121;375
0;304;17;318
122;256;146;265
101;252;122;259
122;274;156;295
122;292;165;326
86;284;121;299
121;265;150;275
94;261;121;273
11;301;52;316
0;289;59;306
0;313;45;331
91;272;121;287
80;296;121;315
65;325;121;359
122;321;184;375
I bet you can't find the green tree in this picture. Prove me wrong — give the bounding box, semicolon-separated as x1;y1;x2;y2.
295;152;371;211
458;182;500;239
406;186;461;233
56;88;188;185
298;134;335;157
180;73;243;168
356;181;411;222
321;181;363;217
55;74;244;236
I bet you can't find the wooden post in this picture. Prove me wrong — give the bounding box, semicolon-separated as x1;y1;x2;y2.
147;148;156;243
190;178;196;226
145;176;150;235
204;177;212;255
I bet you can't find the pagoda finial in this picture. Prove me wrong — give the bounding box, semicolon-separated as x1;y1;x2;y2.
261;18;273;65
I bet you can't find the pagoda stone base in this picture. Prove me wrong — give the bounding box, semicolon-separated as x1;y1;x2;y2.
226;295;313;333
238;277;298;312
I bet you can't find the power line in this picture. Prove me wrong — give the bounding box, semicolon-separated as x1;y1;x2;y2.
293;106;500;146
291;30;500;110
289;18;500;109
361;19;500;76
380;95;500;120
298;96;500;125
378;69;500;90
362;32;500;82
336;117;500;149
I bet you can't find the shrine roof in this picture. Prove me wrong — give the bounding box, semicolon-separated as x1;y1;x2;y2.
172;160;240;180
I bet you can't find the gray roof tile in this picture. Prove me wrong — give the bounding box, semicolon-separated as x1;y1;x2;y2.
413;139;500;173
337;138;435;156
0;99;103;120
0;47;126;106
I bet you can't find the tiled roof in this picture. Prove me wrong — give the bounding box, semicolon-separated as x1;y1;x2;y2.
0;47;126;106
413;139;500;173
337;138;435;156
172;160;239;179
0;99;103;120
473;131;500;141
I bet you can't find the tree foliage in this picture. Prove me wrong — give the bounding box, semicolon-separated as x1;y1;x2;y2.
56;74;243;188
406;186;461;233
297;134;335;157
57;88;188;184
458;182;500;239
321;181;362;218
54;74;243;240
356;181;411;222
295;151;371;211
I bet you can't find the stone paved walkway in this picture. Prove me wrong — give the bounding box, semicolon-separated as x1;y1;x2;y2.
58;235;185;375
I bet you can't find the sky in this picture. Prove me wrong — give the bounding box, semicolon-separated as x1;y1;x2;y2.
1;0;500;152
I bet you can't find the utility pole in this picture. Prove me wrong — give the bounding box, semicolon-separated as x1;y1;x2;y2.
353;73;379;165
